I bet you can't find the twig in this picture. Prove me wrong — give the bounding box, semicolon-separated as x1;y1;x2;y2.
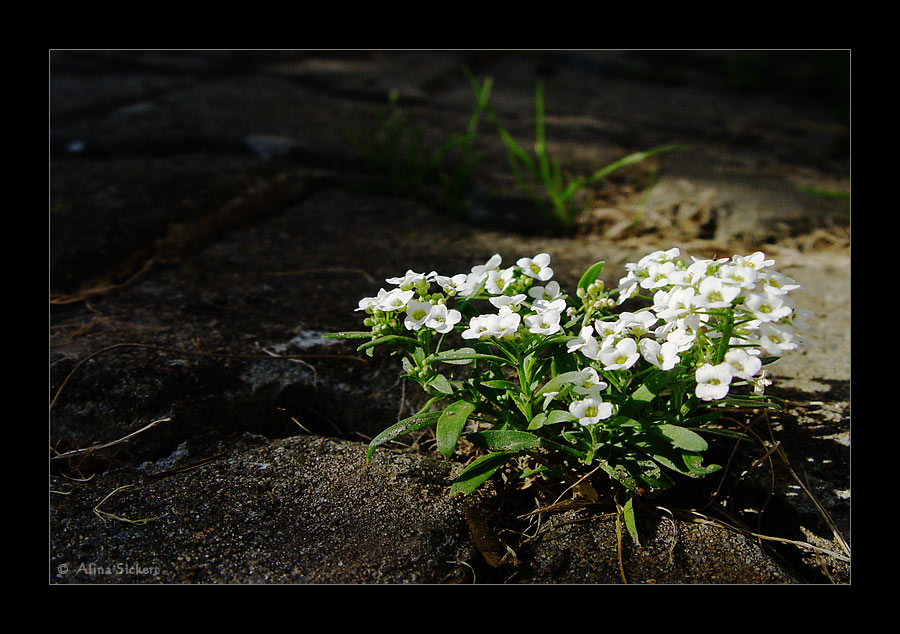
92;484;157;525
260;347;318;386
774;443;851;560
50;258;156;305
50;417;171;461
615;497;628;584
683;509;850;563
549;464;603;508
444;559;477;584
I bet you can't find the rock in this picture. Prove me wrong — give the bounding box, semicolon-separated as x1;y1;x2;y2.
51;434;481;584
522;508;799;584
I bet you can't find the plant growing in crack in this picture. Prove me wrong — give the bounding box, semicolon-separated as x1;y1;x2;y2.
328;248;808;543
476;74;684;233
346;75;494;220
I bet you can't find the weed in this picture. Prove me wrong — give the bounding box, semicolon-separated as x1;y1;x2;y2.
477;75;683;233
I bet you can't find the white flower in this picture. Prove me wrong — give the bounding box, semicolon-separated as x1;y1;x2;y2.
594;319;618;342
572;367;608;396
718;263;758;289
489;293;527;309
743;291;793;322
615;311;658;337
664;325;696;353
461;314;501;340
569;397;614;426
698;276;741;308
616;273;641;304
757;322;800;356
496;306;522;337
471;253;502;277
723;348;762;380
424;303;462;334
529;280;564;302
640;261;677;290
639;339;680;370
567;325;602;360
598;337;640;371
403;299;433;331
433;273;470;294
485;267;516;295
695;363;733;401
751;370;772;396
532;297;566;315
386;269;429;293
666;269;693;286
456;272;486;298
517;253;554;281
377;288;415;312
523;308;561;335
759;271;801;296
733;251;774;270
657;286;700;320
684;258;715;283
637;247;680;268
355;294;380;312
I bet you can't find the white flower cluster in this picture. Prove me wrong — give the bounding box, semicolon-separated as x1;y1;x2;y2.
356;252;567;340
566;367;615;426
606;247;808;401
353;248;807;426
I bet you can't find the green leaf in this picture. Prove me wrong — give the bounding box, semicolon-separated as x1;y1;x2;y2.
436;400;477;459
527;412;547;430
430;349;508;365
584;145;685;186
577;261;605;294
596;457;640;493
606;415;641;428
470;430;541;452
541;436;587;459
682;452;721;477
712;396;782;411
656;424;708;452
620;369;676;417
356;334;419;352
366;411;442;461
481;379;521;391
622;493;640;547
546;409;577;425
698;427;752;442
430;347;474;365
633;459;676;492
629;435;716;479
426;373;454;395
528;409;576;430
450;452;515;496
323;331;372;339
535;370;585;397
678;411;723;427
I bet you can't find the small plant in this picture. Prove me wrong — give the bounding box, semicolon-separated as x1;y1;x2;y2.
328;248;808;539
480;75;683;233
347;77;494;219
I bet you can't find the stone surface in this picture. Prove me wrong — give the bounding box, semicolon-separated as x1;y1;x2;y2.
50;50;850;584
51;434;478;583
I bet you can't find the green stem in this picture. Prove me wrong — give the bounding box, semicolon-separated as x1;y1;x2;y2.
714;309;735;365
